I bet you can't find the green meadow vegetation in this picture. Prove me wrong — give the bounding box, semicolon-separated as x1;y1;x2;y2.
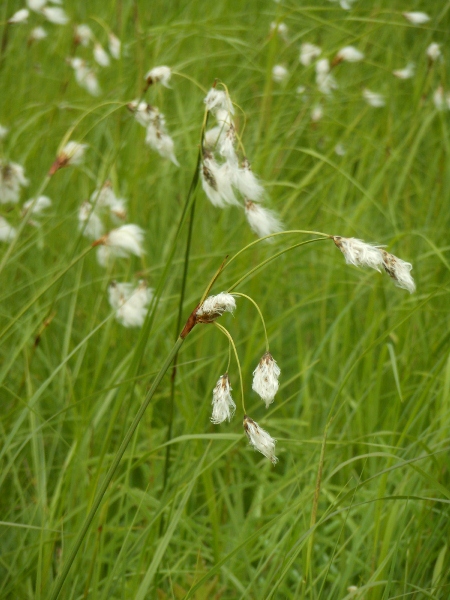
1;0;450;598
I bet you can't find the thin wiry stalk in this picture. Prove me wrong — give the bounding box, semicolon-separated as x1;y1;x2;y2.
227;237;329;292
232;292;270;352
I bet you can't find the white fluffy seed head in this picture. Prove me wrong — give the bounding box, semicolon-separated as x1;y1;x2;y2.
78;201;104;240
8;9;29;24
403;11;430;25
104;224;145;258
232;159;265;202
427;42;441;62
393;63;415;79
382;251;416;294
145;125;179;166
211;374;236;424
108;280;153;327
93;43;110;67
74;24;92;46
243;416;278;464
145;65;172;87
363;88;385;107
41;6;69;25
29;26;48;41
196;292;236;323
252;352;281;408
0;161;29;204
245;201;283;239
333;236;385;271
300;42;322;66
336;45;364;62
204;89;234;115
200;153;238;208
272;64;288;83
22;195;51;216
333;236;416;293
59;141;87;167
0;216;17;242
108;33;121;59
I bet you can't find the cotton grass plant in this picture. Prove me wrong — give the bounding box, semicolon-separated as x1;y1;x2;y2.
1;1;450;599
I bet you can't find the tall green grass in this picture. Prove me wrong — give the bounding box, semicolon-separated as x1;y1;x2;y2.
1;0;450;598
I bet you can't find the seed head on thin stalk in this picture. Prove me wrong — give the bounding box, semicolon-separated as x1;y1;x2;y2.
93;43;110;68
333;235;416;293
245;200;283;239
41;6;69;25
108;280;153;328
252;352;280;408
144;65;172;88
243;415;278;464
108;33;121;59
211;373;236;424
49;141;87;176
300;42;322;66
0;160;29;204
195;292;236;323
0;216;16;243
74;24;92;46
8;9;29;24
93;224;145;267
363;89;385;108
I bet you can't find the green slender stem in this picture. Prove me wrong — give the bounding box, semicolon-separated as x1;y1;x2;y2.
161;193;197;497
228;237;328;293
223;230;331;274
226;339;232;372
232;292;269;352
214;322;245;414
48;335;186;600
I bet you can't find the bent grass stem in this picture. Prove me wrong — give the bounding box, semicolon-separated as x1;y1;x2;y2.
228;237;328;293
232;292;269;352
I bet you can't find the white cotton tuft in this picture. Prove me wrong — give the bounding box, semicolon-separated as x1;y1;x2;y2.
333;236;385;271
243;416;278;464
8;9;29;24
78;201;104;240
145;125;179;166
93;43;110;67
74;24;92;46
393;63;415;79
204;89;234;115
108;33;121;59
29;26;48;41
103;224;145;258
252;352;281;408
211;374;236;424
381;251;416;294
427;43;441;62
403;11;430;25
232;159;265;202
300;43;322;66
0;216;17;242
58;141;87;167
0;125;9;140
0;160;29;204
272;64;288;83
363;88;385;107
41;6;69;25
201;153;238;208
108;280;153;328
27;0;46;12
22;195;52;216
336;45;364;62
315;59;338;95
196;292;236;323
145;65;172;87
245;201;283;239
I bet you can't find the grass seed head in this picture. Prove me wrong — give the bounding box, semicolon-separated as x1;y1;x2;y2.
243;416;278;464
211;374;236;424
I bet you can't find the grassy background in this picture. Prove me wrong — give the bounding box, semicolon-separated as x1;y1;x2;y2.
1;0;450;598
